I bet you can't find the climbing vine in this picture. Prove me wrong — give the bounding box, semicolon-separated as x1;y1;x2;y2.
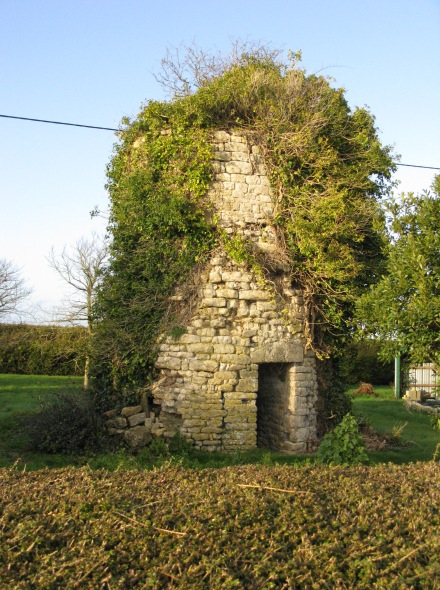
93;46;395;395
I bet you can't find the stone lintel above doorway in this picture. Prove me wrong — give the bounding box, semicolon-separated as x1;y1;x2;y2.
251;342;304;364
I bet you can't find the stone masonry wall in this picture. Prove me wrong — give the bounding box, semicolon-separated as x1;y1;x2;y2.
152;131;318;453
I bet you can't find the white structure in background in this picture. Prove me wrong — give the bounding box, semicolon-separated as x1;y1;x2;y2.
405;363;438;400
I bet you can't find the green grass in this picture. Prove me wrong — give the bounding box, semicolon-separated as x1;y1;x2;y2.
0;374;83;469
1;374;439;470
351;384;440;464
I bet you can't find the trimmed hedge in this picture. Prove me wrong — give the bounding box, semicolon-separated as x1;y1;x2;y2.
0;324;87;376
1;462;438;588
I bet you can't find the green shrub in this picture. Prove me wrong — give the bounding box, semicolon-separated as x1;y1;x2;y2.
148;437;169;458
24;389;102;454
168;431;195;457
316;413;369;466
431;415;440;432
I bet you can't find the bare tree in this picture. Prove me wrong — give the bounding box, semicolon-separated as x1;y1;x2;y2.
47;233;109;388
154;39;285;98
0;258;32;319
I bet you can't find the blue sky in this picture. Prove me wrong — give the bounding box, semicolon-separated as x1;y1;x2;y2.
1;0;439;318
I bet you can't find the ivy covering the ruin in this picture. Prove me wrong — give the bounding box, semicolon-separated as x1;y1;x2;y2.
94;48;395;395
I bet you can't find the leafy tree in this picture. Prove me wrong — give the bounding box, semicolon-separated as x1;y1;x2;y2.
0;258;32;319
48;233;108;387
357;175;440;365
94;45;395;395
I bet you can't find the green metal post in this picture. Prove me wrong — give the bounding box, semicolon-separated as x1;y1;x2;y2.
394;355;401;398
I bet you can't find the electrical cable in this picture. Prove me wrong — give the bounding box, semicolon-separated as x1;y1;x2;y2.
0;113;439;170
0;113;118;132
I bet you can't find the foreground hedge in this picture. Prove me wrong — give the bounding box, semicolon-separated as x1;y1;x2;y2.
1;463;439;588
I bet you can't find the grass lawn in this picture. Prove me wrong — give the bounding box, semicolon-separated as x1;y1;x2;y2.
351;384;440;464
1;374;439;470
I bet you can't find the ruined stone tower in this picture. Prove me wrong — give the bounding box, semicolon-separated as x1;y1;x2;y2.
152;130;318;453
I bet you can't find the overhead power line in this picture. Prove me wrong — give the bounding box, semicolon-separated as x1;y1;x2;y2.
0;113;439;171
0;113;118;132
394;163;439;171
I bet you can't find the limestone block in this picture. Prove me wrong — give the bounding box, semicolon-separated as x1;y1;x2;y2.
237;306;250;319
212;370;238;382
251;342;304;364
230;161;253;174
188;359;219;372
221;271;248;282
213;335;233;344
108;428;125;436
178;334;202;344
231;151;252;164
261;312;277;319
239;369;258;380
282;441;306;454
217;381;238;393
184;419;206;427
210;318;227;328
128;412;147;427
124;426;152;449
209;271;222;283
121;405;143;417
216;151;232;161
104;409;117;419
291;427;314;442
216;288;238;299
229;142;248;153
203;286;217;297
201;426;224;434
239;290;271;301
256;301;277;311
203;408;227;419
212;353;251;365
114;416;128;429
224;421;256;431
213;343;236;354
200;297;227;308
187;343;213;354
215;173;232;182
246;183;267;196
192;433;209;441
155;356;182;370
213;130;231;141
240;394;258;403
199;328;216;336
234;378;258;392
404;388;421;401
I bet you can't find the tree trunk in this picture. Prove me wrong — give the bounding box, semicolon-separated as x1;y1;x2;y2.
84;354;90;389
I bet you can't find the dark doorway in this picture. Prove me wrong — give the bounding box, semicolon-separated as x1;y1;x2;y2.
257;363;290;450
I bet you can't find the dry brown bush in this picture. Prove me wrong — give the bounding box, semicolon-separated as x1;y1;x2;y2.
354;382;378;396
